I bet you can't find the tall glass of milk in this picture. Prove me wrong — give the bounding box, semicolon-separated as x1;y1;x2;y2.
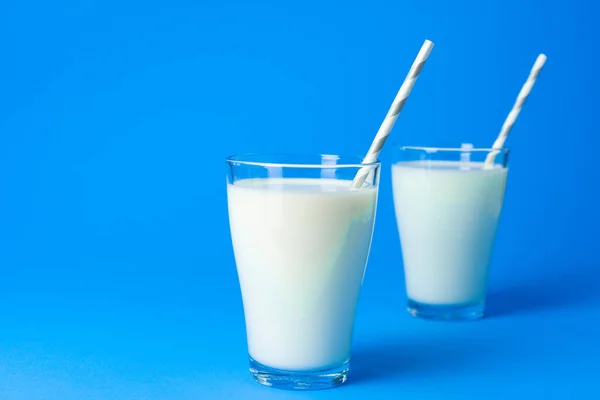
392;145;509;320
226;154;380;390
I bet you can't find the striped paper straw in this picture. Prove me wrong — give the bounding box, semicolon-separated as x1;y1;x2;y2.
484;54;547;168
351;39;434;188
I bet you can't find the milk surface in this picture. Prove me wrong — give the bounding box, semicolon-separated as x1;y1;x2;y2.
392;161;507;305
227;178;378;371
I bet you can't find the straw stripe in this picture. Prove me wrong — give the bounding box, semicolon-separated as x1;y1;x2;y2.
351;40;434;188
484;54;547;168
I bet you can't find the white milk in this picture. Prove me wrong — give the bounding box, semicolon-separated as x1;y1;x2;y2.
392;161;507;305
227;178;378;371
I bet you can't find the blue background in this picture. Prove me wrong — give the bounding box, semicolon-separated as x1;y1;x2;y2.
1;0;598;398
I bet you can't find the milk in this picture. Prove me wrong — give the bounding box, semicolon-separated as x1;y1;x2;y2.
227;178;378;371
392;161;507;305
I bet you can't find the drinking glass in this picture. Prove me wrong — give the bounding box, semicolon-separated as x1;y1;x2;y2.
226;153;380;389
392;145;509;320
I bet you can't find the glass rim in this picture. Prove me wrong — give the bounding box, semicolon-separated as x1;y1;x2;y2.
225;153;381;169
400;146;510;153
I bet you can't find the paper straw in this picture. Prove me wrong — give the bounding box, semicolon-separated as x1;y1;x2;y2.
484;54;547;168
351;40;434;188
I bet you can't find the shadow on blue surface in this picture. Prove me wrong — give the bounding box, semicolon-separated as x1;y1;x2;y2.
486;268;600;317
349;268;600;384
349;335;498;384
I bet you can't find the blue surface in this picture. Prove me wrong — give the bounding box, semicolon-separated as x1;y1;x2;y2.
1;0;598;398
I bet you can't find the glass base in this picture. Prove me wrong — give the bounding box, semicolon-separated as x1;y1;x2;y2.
407;299;484;320
249;356;349;390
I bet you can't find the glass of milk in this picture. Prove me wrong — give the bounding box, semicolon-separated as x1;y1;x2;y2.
392;145;509;320
226;154;380;390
